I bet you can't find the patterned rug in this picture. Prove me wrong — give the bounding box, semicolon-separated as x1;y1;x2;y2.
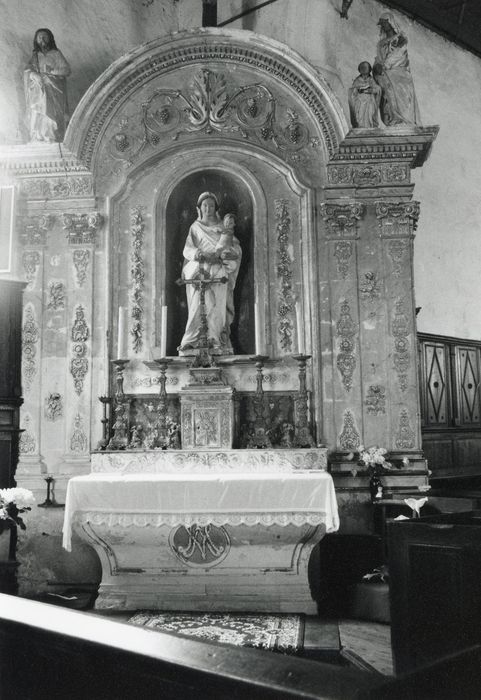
128;612;304;653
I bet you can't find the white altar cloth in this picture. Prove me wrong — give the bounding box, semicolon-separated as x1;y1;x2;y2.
62;471;339;551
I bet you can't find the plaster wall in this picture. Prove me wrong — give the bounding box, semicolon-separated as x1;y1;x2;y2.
1;1;479;338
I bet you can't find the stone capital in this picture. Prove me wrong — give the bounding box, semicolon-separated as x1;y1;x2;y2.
63;211;103;245
319;202;364;239
375;201;420;237
18;213;54;246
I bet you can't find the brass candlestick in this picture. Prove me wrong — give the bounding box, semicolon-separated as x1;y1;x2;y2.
248;355;271;448
97;395;112;450
154;358;172;448
292;354;315;447
112;359;129;400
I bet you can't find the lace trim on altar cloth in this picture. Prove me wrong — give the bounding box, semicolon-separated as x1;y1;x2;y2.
74;510;337;530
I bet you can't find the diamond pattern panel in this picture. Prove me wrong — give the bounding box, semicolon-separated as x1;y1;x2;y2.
425;343;447;426
457;347;480;425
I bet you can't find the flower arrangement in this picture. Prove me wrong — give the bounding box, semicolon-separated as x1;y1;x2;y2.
357;445;394;476
0;488;35;532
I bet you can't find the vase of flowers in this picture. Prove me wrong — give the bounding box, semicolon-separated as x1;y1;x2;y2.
357;446;394;501
0;488;35;561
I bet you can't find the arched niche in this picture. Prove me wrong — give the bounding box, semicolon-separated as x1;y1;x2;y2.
164;169;254;356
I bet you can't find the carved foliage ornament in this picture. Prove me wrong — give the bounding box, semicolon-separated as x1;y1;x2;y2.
21;176;92;199
365;385;386;415
70;413;88;453
19;214;53;246
327;164;409;187
333;241;353;279
130;206;145;353
73;249;90;287
63;212;102;245
336;300;357;391
45;393;63;421
392;299;410;392
387;239;408;276
22;250;41;288
47;281;66;310
339;409;361;451
396;408;415;449
320;202;364;239
275;199;295;352
70;305;89;395
22;304;39;392
359;271;381;302
376;201;420;237
19;413;36;455
109;69;315;168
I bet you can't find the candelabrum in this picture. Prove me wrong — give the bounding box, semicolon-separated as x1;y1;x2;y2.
292;354;315;447
38;476;64;508
97;396;112;450
247;355;272;448
153;358;172;447
107;360;130;450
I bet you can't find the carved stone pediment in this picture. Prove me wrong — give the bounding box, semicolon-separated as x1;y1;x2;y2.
65;29;348;189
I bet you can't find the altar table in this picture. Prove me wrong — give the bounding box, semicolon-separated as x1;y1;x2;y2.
63;470;339;613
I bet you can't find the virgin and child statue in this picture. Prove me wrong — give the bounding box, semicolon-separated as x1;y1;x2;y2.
178;192;242;355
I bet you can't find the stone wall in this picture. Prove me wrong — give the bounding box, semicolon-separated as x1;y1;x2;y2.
2;0;476;338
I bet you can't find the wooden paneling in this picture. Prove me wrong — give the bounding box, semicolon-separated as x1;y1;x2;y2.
418;333;481;478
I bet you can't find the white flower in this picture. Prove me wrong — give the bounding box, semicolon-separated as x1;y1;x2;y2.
0;487;35;509
0;507;9;520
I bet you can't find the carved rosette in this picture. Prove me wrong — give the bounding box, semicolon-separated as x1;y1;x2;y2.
130;206;145;353
22;250;41;288
19;414;37;455
359;272;381;302
365;385;386;415
47;281;66;310
336;300;357;391
22;304;39;392
63;212;102;245
392;299;410;392
21;176;93;199
275;199;294;352
19;214;53;247
333;241;353;279
70;305;89;395
327;163;409;188
395;408;415;449
339;409;361;451
70;413;88;453
320;202;364;240
376;201;420;238
72;249;90;287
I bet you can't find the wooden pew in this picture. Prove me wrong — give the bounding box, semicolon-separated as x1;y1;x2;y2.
0;594;375;700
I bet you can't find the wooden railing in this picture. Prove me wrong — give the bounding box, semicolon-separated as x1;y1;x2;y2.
0;594;374;700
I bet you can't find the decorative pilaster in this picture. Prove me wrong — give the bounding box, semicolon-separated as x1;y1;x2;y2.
63;211;102;245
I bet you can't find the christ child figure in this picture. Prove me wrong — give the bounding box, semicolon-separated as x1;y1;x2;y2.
215;213;239;261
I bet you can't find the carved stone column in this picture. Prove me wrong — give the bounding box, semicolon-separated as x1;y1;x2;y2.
322;127;438;515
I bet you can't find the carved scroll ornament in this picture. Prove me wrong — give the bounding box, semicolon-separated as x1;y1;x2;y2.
376;201;420;237
63;212;102;245
320;202;364;239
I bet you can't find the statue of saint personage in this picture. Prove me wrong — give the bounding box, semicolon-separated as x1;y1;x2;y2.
179;192;242;354
24;28;71;142
373;12;421;127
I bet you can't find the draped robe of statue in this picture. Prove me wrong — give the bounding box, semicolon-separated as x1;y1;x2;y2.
179;218;242;354
373;14;421;127
24;48;71;142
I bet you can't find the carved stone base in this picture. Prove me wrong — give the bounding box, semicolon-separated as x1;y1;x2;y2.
78;521;325;614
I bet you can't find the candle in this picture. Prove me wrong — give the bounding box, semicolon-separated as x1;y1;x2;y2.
117;307;128;359
160;305;168;357
254;302;262;355
296;302;305;354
